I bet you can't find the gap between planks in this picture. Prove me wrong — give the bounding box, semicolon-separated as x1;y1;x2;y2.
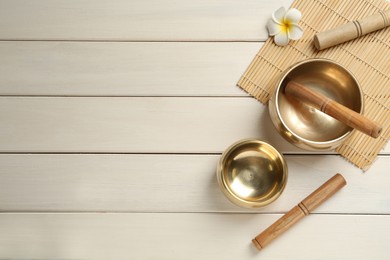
0;95;253;98
0;40;267;43
0;152;383;156
0;212;388;216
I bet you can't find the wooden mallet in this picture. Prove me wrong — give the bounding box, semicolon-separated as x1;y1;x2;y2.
252;173;347;250
313;9;390;50
284;80;383;138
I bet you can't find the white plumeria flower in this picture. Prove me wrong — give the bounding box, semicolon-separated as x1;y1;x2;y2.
267;7;304;46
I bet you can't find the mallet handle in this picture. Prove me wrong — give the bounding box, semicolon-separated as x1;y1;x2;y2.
252;173;347;251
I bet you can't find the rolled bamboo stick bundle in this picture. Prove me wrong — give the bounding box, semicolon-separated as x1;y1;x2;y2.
314;9;390;50
285;80;383;138
252;173;346;251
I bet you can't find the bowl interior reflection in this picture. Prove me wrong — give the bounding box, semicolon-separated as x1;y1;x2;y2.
220;140;287;207
277;60;362;143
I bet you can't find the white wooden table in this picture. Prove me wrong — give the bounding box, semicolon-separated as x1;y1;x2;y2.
0;0;389;259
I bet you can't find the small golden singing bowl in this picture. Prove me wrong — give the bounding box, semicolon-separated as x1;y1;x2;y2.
217;139;288;208
269;58;363;151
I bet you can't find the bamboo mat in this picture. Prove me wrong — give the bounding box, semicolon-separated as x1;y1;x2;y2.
237;0;389;170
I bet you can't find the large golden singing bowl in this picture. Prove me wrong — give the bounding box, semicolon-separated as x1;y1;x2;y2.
269;58;363;151
217;139;287;208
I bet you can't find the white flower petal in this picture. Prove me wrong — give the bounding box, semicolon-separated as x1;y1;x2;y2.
288;24;303;40
272;7;286;23
274;32;289;46
267;19;281;36
284;8;302;24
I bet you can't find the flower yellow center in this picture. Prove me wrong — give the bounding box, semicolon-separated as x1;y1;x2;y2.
281;20;292;33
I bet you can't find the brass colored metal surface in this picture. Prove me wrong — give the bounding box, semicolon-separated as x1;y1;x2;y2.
217;139;287;208
269;59;363;151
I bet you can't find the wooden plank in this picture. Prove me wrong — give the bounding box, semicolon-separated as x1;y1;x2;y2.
0;0;293;41
0;97;294;153
0;154;388;213
1;97;388;153
0;213;388;259
0;42;258;96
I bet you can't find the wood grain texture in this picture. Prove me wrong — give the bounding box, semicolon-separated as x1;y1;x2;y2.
0;42;258;96
300;173;346;212
253;174;347;250
0;0;292;41
0;154;388;213
253;205;306;250
0;97;296;153
0;0;389;259
0;213;389;259
0;97;387;153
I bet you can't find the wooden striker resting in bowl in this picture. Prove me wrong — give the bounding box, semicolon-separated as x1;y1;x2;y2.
269;59;367;151
285;80;382;138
